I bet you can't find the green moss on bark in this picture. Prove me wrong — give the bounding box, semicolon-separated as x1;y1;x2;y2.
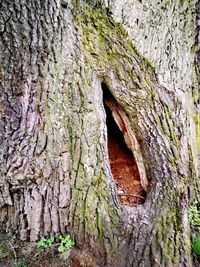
75;2;156;98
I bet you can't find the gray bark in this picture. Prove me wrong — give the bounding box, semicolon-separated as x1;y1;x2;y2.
0;0;199;266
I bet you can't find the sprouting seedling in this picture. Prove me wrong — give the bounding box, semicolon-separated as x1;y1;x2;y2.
58;234;74;253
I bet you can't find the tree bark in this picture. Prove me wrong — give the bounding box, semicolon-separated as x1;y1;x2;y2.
0;0;199;266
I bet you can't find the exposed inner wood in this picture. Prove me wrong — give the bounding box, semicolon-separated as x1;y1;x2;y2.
102;84;146;206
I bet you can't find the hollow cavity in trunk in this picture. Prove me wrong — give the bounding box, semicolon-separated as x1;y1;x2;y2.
102;83;146;206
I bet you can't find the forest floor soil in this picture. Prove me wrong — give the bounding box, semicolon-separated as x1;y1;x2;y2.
0;232;81;267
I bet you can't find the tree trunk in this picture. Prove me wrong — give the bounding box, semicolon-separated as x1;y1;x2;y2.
0;0;199;266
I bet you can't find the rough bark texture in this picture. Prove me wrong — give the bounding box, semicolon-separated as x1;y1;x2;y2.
0;0;199;266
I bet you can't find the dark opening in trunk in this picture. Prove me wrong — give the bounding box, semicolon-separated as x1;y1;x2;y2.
102;83;145;206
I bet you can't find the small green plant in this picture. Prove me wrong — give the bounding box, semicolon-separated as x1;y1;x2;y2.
37;236;54;249
192;236;200;256
189;202;200;257
58;234;74;253
13;259;28;267
37;234;74;253
11;234;17;241
189;203;200;231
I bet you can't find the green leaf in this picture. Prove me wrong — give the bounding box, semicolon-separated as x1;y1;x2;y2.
58;244;65;253
192;236;200;255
